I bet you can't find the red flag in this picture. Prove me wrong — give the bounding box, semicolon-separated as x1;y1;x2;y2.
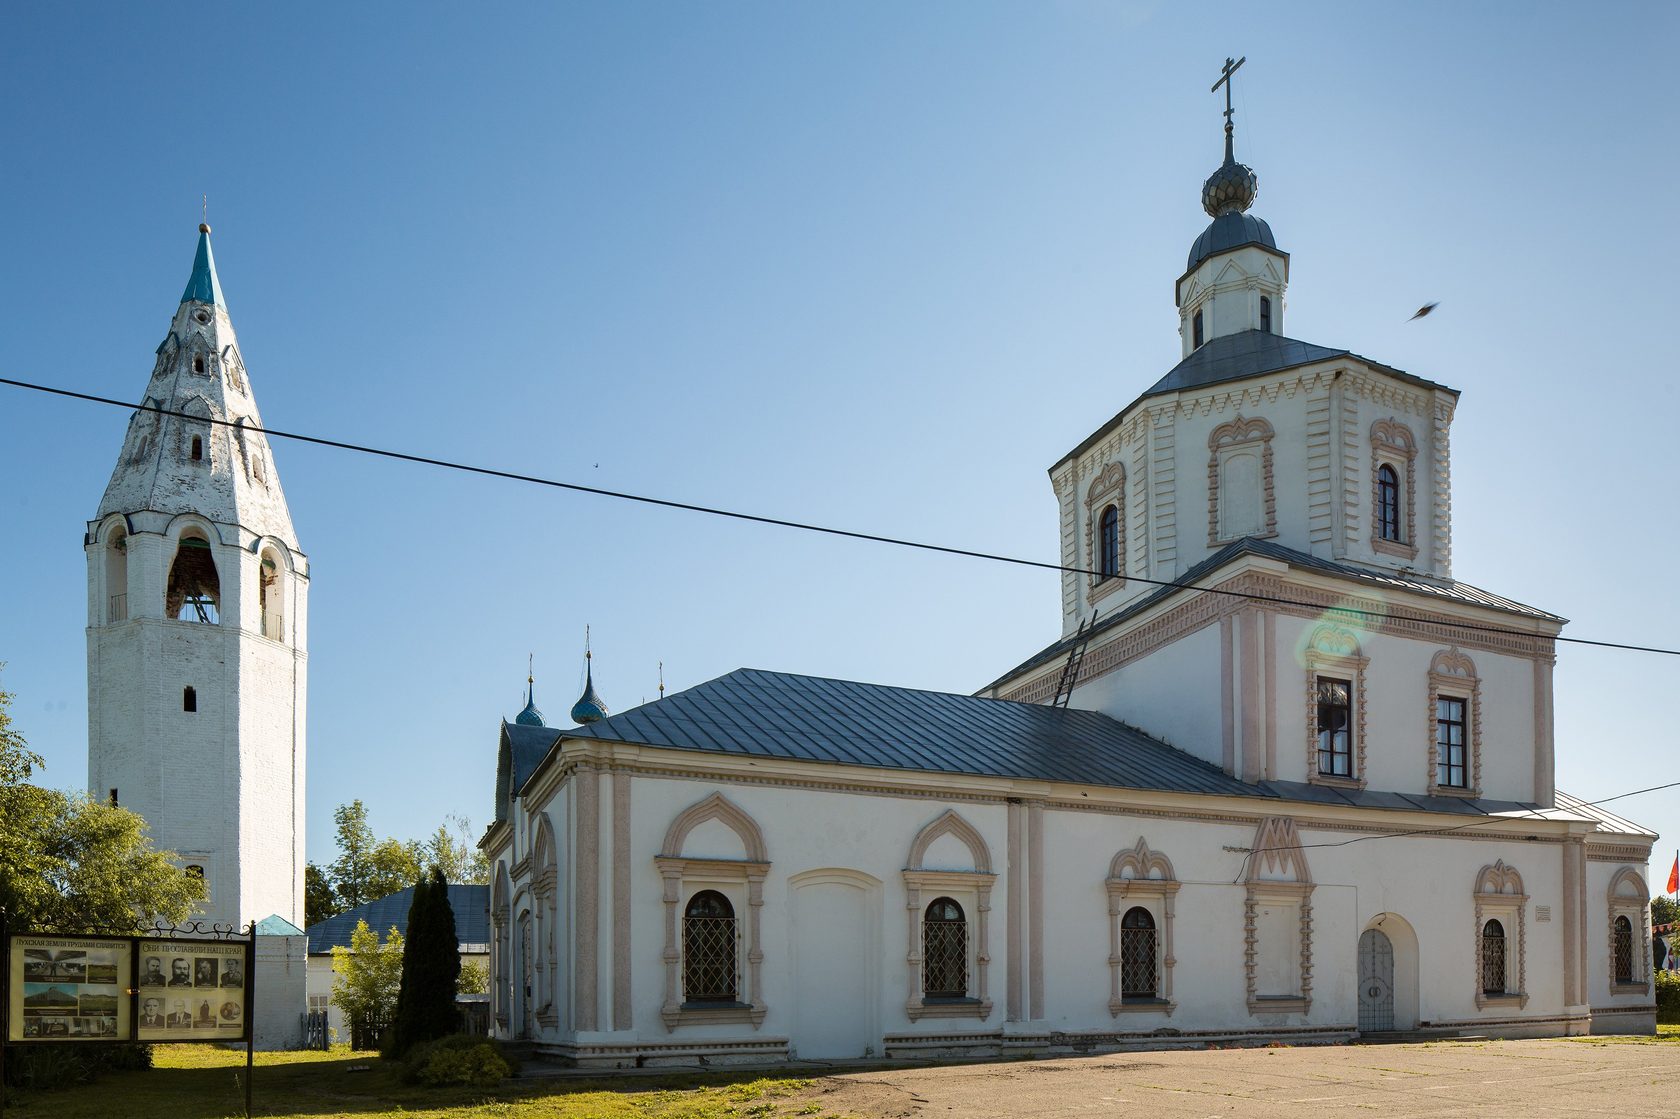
1667;855;1678;895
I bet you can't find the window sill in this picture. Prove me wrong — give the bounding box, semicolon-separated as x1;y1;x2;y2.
1371;537;1418;560
1611;983;1651;996
906;997;992;1021
1426;784;1480;799
1110;998;1175;1016
1309;773;1365;791
661;1001;767;1030
1090;576;1127;604
1247;996;1309;1015
1475;992;1528;1010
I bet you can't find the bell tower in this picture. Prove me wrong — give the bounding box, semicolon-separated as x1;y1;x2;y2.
86;224;308;930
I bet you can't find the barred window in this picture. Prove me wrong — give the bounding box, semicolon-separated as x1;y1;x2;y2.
1437;696;1467;788
1481;919;1507;995
1377;464;1400;541
923;897;968;999
1316;677;1353;777
1098;505;1121;580
1614;915;1635;984
682;890;737;1003
1120;907;1158;999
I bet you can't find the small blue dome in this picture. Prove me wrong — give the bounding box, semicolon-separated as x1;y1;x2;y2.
515;677;545;726
571;667;609;725
1187;210;1277;273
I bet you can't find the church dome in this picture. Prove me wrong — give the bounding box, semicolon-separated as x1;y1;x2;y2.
571;667;608;725
515;694;545;727
1187;210;1278;272
1201;157;1258;219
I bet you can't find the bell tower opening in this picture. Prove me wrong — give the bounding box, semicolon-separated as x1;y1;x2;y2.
166;533;220;623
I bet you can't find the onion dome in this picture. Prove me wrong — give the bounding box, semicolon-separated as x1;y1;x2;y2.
571;663;608;725
1201;147;1258;219
515;677;545;727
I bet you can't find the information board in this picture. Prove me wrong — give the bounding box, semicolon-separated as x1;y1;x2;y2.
135;938;249;1042
8;934;132;1042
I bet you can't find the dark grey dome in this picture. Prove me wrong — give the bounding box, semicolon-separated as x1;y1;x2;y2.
1187;211;1277;272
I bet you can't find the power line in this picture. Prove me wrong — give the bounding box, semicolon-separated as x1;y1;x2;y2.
5;373;1679;660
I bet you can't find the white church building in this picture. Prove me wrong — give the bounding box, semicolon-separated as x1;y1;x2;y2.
482;85;1658;1065
86;224;309;1047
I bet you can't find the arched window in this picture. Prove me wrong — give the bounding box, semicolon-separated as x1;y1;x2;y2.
682;890;737;1003
1614;915;1635;984
259;553;283;641
193;355;205;374
182;686;197;712
1260;295;1272;334
1120;907;1157;999
1376;464;1400;542
1192;310;1205;349
922;897;968;999
1480;919;1507;995
166;535;220;623
1098;505;1121;580
190;435;203;462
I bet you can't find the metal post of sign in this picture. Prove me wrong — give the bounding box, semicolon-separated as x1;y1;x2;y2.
1;906;9;1119
244;921;255;1119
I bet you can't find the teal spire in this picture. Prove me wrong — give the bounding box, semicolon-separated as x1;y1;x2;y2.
515;658;545;726
570;630;608;725
180;223;226;307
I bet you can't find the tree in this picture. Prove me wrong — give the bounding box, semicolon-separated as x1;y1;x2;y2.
457;958;489;996
0;667;204;933
1653;896;1678;927
366;837;424;902
388;868;460;1056
305;862;340;927
330;800;377;909
331;919;404;1050
424;813;489;885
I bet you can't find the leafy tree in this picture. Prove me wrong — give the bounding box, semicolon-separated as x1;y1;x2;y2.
367;837;424;902
331;919;404;1049
424;813;489;885
330;800;377;909
388;868;461;1056
1653;896;1678;927
0;667;204;933
457;958;489;996
305;862;340;927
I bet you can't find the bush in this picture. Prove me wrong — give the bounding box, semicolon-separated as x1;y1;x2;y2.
399;1034;514;1088
1656;971;1680;1024
3;1043;152;1092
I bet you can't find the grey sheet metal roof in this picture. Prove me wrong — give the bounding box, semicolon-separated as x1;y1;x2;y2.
1185;212;1281;273
497;721;562;821
306;884;490;955
1056;331;1454;469
982;536;1564;694
566;668;1256;797
1554;790;1659;840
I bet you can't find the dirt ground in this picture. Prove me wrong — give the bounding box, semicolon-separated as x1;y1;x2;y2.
791;1037;1676;1117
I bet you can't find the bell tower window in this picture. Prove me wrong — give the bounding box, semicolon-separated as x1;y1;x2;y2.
1192;310;1204;349
166;535;220;624
190;435;203;462
1260;295;1272;333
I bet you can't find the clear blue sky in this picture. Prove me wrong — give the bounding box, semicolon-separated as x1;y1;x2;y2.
3;2;1677;872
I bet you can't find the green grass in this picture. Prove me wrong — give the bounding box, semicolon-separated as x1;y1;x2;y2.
1564;1024;1680;1046
3;1046;823;1119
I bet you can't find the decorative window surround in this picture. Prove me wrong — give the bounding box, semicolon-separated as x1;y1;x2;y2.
1473;860;1528;1009
1085;463;1127;604
1426;648;1482;797
903;811;995;1022
1208;415;1277;547
1244;818;1314;1015
1370;419;1418;560
1607;867;1652;995
655;793;770;1030
1106;838;1179;1016
1304;624;1369;789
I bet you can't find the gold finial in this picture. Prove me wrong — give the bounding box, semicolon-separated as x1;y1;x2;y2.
527;652;534;685
585;624;592;662
658;661;665;699
201;194;210;234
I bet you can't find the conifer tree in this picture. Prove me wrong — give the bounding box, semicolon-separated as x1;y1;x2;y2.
387;867;461;1056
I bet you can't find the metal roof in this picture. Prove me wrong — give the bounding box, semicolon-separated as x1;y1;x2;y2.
567;667;1260;797
982;536;1564;694
1186;211;1280;272
179;227;225;307
1553;790;1659;840
306;883;490;955
497;721;560;821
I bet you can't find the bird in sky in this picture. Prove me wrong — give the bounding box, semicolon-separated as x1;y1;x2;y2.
1408;302;1439;321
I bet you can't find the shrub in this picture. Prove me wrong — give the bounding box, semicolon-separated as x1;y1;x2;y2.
1656;971;1680;1024
3;1043;152;1092
399;1034;514;1088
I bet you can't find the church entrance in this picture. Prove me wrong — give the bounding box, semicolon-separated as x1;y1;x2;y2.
518;913;534;1039
1357;928;1395;1032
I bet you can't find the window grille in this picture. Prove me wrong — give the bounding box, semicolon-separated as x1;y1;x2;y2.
1377;464;1400;541
1437;696;1467;787
1316;677;1353;777
1099;505;1121;580
1120;907;1157;998
682;890;737;1002
1614;916;1635;984
1481;919;1507;994
923;897;968;999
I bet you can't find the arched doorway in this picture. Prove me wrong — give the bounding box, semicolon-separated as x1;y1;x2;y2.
517;912;534;1039
1358;928;1394;1032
